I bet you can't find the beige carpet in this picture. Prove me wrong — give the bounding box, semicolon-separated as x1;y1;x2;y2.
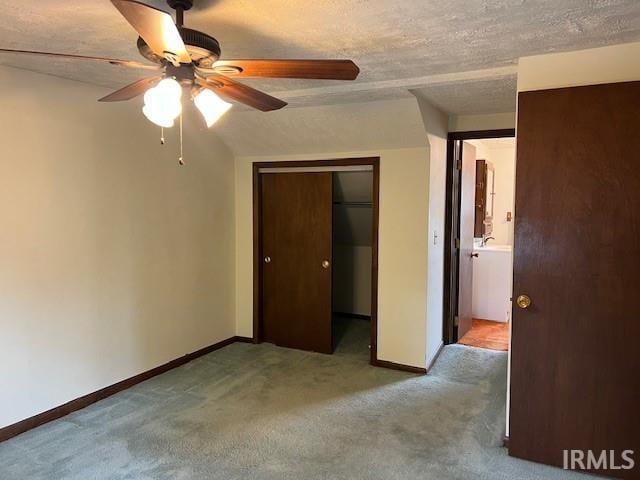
0;319;587;479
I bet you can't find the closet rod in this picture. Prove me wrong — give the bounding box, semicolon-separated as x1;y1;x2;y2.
333;201;373;207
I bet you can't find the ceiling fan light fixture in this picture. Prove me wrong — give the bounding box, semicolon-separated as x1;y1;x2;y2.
3;0;360;131
142;77;182;127
194;88;232;128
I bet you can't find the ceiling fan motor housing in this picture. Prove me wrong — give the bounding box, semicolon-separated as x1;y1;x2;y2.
137;27;221;67
167;0;193;10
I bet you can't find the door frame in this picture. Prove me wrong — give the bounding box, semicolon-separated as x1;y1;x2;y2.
443;129;515;345
252;157;380;365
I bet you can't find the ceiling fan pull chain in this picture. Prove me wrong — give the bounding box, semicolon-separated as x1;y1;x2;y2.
178;113;184;165
160;127;165;145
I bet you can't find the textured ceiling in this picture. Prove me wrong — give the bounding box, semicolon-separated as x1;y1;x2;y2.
412;76;517;115
1;0;640;114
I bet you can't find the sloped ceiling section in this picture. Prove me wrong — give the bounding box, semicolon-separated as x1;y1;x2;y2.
412;76;518;115
216;97;427;157
1;0;639;115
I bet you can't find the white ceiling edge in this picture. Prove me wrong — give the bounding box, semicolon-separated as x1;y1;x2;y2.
270;66;518;100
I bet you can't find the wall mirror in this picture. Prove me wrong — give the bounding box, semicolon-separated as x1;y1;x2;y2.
474;160;495;237
484;163;495;232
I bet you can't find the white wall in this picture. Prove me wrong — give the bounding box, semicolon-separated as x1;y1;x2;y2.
0;66;236;428
489;144;516;245
414;96;448;368
376;148;430;367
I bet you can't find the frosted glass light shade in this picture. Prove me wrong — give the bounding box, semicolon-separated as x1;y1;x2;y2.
142;78;182;128
194;88;232;128
154;78;182;100
142;104;175;128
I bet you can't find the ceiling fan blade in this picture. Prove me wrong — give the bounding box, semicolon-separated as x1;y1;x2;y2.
111;0;191;65
201;59;360;80
98;75;162;102
0;48;159;70
198;75;287;112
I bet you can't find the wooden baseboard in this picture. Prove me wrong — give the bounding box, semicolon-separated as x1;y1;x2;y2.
426;342;445;373
233;336;254;343
371;358;427;374
0;335;252;443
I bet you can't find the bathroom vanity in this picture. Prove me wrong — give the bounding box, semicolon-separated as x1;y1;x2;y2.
471;243;513;323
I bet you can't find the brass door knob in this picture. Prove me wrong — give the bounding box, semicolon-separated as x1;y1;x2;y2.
264;256;271;264
516;294;532;309
322;260;330;269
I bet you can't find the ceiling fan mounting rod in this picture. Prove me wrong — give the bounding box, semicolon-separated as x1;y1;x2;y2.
167;0;193;27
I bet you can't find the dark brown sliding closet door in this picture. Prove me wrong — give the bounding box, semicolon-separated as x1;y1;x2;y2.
261;172;333;353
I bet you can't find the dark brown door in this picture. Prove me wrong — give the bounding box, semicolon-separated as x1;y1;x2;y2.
457;142;477;339
261;172;333;354
509;82;640;478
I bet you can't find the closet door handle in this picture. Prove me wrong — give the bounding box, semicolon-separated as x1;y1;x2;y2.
321;260;330;269
264;256;271;264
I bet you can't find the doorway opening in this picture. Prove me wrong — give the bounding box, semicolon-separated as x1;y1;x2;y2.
253;158;380;365
443;129;516;350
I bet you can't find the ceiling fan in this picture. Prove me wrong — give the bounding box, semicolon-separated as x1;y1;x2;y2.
0;0;360;129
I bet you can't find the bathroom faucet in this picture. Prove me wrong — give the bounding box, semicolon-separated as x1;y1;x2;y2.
481;236;495;247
